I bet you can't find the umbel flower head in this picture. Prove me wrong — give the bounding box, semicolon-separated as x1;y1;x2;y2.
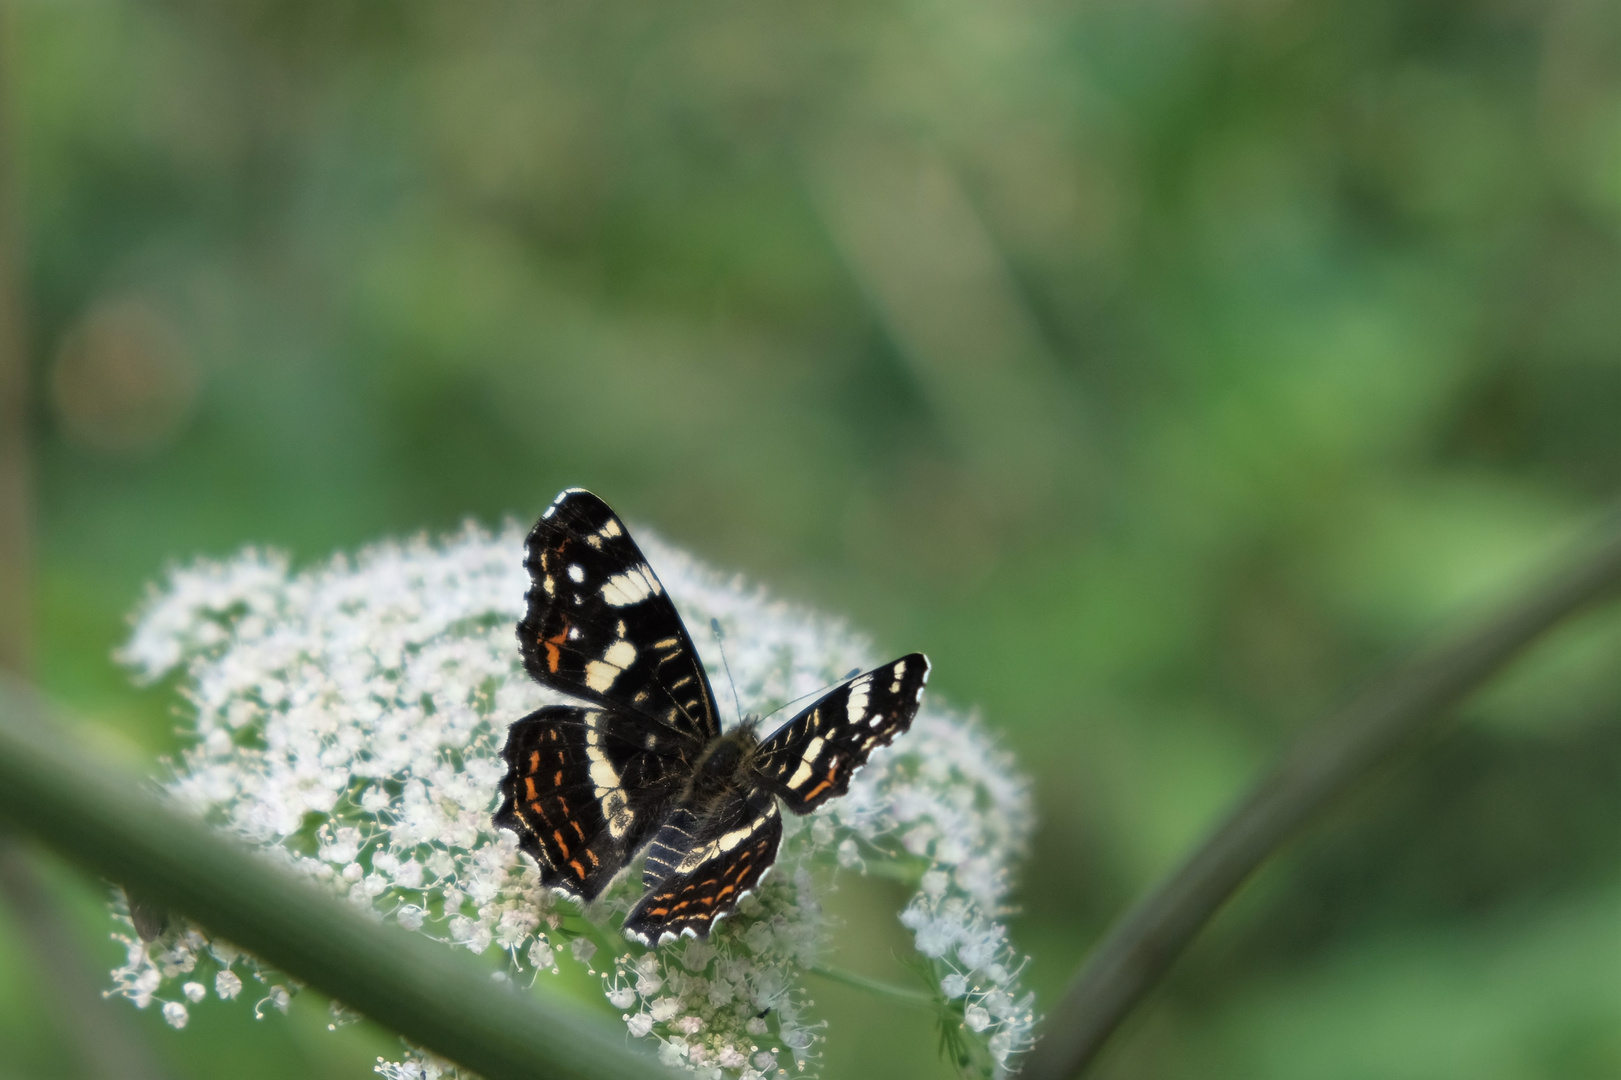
113;519;1038;1078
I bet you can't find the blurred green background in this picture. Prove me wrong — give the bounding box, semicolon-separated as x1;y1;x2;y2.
2;0;1619;1077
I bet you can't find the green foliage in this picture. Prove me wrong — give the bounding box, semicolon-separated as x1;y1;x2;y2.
12;0;1621;1076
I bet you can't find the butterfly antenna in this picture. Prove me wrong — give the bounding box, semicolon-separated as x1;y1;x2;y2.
756;664;869;730
710;618;747;727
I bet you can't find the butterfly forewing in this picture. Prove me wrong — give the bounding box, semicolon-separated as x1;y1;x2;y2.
623;786;783;944
755;654;930;814
518;488;720;743
495;705;688;901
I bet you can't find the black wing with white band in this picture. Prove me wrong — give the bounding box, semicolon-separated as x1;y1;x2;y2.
494;705;690;901
754;654;930;814
518;488;720;744
622;785;783;944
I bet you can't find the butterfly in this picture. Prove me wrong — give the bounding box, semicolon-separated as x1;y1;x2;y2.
493;488;930;945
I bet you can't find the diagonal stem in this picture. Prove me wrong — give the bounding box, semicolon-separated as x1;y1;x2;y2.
1024;513;1621;1080
0;676;678;1080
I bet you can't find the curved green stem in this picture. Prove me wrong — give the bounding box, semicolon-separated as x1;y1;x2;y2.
0;676;676;1080
1025;514;1621;1080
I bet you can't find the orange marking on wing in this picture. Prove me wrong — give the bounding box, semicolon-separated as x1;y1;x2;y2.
716;884;736;900
802;761;843;802
541;620;570;673
585;848;599;867
528;750;541;771
553;770;563;787
571;819;586;841
569;859;587;878
647;907;668;917
524;777;538;800
553;830;570;858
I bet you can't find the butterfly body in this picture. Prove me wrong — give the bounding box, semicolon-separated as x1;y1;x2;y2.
684;725;758;803
495;488;929;944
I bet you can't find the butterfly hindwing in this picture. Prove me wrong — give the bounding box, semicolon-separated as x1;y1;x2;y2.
756;654;930;814
518;488;720;743
494;705;689;901
640;806;702;890
623;787;783;944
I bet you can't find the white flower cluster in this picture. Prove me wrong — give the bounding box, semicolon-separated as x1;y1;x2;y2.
111;521;1036;1077
107;919;277;1033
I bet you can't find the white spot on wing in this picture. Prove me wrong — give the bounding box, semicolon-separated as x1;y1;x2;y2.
601;565;661;607
585;660;618;692
604;638;637;669
673;807;776;873
845;679;871;724
599;519;623;539
567;564;585;583
584;713;632;838
717;824;753;852
786;735;825;789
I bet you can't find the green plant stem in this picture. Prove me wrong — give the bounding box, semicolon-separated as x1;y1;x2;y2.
806;963;936;1008
1025;514;1621;1080
0;676;676;1080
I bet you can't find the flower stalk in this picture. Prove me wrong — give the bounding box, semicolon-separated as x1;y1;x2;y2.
805;963;936;1008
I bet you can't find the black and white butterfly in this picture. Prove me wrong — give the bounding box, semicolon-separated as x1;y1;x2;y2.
493;488;929;944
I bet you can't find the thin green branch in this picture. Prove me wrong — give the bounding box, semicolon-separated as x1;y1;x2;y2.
1025;513;1621;1080
0;676;677;1080
806;963;936;1008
